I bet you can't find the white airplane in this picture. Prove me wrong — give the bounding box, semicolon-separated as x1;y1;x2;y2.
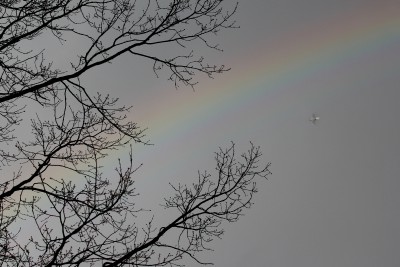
309;113;320;125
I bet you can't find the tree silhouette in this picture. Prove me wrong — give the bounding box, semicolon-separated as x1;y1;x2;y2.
0;1;271;266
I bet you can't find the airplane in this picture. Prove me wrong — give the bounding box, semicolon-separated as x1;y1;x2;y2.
309;113;320;125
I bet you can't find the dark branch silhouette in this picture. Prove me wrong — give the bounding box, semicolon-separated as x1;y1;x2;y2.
0;1;271;266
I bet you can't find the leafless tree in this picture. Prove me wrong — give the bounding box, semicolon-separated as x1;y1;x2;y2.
0;1;271;266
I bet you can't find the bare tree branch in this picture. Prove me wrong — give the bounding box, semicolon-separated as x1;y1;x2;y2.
0;1;271;267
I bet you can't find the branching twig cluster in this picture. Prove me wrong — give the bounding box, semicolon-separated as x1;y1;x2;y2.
0;1;271;266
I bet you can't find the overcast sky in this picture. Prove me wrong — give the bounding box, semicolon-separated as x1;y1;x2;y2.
83;0;400;266
21;0;400;266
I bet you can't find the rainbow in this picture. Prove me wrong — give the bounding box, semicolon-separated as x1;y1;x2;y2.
36;1;400;186
133;1;400;149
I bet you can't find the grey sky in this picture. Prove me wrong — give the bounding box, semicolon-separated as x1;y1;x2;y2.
10;0;400;266
103;1;399;266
